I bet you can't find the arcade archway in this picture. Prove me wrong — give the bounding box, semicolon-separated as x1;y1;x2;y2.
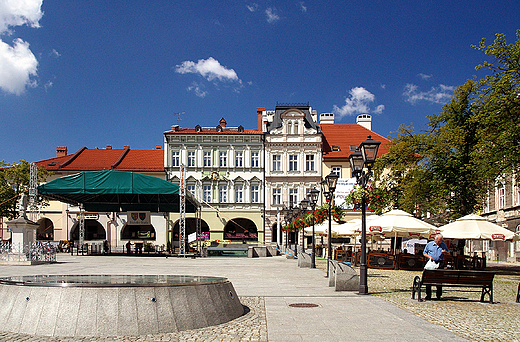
224;218;258;241
172;218;210;243
71;220;106;241
121;224;157;240
37;218;54;241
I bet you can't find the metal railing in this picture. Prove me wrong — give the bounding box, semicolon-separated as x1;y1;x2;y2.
0;242;57;263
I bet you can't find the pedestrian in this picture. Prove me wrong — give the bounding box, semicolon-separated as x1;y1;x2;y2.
423;233;450;300
126;241;131;255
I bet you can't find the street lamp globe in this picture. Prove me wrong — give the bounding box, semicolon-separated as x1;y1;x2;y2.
359;135;381;168
324;172;339;193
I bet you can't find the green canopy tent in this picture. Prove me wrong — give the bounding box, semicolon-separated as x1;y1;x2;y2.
37;170;200;213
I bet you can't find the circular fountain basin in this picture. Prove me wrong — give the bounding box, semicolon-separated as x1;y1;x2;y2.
0;275;244;337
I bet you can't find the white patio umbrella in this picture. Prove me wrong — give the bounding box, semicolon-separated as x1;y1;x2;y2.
363;209;436;238
438;214;519;241
332;219;361;237
304;220;340;236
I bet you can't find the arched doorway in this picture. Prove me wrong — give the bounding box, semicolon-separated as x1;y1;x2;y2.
172;218;210;244
70;220;106;241
37;218;54;241
120;224;157;241
271;223;278;243
224;218;258;241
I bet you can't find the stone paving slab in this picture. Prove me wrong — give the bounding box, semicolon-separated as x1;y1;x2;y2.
0;254;469;341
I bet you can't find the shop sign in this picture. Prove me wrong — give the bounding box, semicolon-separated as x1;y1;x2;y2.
369;226;382;233
138;231;151;238
491;234;505;241
127;211;151;225
77;213;99;220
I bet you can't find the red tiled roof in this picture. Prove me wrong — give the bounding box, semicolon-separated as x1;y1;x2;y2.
164;128;262;134
36;147;164;172
320;124;391;159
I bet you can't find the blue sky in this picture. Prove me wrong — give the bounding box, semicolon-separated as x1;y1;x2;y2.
1;1;519;163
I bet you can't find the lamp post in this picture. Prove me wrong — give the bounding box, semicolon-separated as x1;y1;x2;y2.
321;172;339;278
349;135;381;295
307;188;320;268
299;199;309;253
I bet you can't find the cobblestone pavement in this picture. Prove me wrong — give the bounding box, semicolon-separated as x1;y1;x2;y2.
315;259;520;342
0;297;268;342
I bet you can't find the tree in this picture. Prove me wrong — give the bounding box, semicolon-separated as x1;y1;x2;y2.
471;30;520;181
0;160;51;220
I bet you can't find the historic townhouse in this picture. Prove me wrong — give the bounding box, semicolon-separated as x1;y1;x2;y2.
481;175;520;261
164;118;265;246
259;103;323;244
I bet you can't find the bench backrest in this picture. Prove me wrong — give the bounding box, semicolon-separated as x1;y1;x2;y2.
422;270;494;286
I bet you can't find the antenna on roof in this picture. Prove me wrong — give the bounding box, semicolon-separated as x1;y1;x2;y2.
174;112;185;126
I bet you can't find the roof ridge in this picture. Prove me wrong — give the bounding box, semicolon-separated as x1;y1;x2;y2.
111;146;130;169
58;147;87;170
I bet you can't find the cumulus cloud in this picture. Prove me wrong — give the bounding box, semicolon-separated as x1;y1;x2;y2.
332;87;385;118
0;38;38;95
175;57;239;82
265;7;280;23
0;0;43;95
403;84;454;104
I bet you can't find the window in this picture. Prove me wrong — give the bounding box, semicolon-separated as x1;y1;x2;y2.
235;151;243;167
289;155;298;171
219;152;227;167
172;151;180;167
289;188;298;207
203;185;212;202
187;151;196;167
272;155;281;171
272;188;282;205
187;185;196;196
251;152;259;167
251;185;259;203
203;151;212;167
235;184;243;203
498;186;505;209
294;121;299;134
287;122;292;134
219;185;228;203
332;166;341;178
306;155;315;171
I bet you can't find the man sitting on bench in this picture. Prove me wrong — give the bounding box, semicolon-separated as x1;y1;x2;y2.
423;234;450;300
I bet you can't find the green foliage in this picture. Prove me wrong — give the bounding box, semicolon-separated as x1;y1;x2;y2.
0;160;51;219
372;31;520;223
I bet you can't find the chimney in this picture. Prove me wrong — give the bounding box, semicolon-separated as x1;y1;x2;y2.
319;113;335;124
171;125;179;131
56;146;67;157
106;145;112;150
257;107;265;131
156;145;162;149
356;114;372;130
123;145;130;149
219;117;227;127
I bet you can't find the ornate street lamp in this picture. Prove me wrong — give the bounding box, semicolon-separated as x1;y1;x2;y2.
307;188;320;268
350;135;381;295
321;172;339;277
299;199;309;253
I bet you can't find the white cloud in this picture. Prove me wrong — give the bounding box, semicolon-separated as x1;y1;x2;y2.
299;2;307;12
403;83;454;104
0;0;43;34
187;82;207;98
50;49;60;58
0;0;43;95
175;57;239;82
418;73;432;81
333;87;384;118
265;7;280;23
0;38;38;95
247;3;258;12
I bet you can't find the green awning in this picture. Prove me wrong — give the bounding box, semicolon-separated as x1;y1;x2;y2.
37;170;199;213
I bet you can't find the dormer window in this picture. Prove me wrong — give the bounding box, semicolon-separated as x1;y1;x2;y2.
332;145;341;152
349;145;357;151
195;125;202;132
216;125;223;132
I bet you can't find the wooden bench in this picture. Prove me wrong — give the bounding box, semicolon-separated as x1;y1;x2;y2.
411;269;495;303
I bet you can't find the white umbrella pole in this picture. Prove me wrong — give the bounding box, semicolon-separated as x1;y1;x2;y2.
394;232;397;255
